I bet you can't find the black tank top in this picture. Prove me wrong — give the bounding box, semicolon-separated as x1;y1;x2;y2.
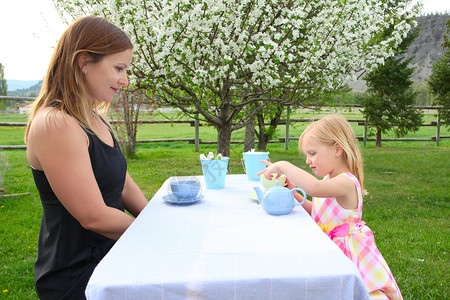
32;118;127;299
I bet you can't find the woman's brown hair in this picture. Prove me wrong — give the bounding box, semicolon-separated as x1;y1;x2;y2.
25;15;133;142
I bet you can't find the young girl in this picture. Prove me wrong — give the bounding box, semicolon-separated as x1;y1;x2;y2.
258;114;402;299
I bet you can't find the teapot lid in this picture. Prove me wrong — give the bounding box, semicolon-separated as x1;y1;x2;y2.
267;181;288;192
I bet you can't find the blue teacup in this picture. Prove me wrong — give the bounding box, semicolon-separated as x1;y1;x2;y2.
170;180;201;199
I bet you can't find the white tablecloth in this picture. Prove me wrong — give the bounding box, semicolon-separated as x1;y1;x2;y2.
86;174;369;300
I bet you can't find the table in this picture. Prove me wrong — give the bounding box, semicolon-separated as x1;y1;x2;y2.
86;174;369;300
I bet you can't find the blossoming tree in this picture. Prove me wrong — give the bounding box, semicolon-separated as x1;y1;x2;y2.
54;0;420;156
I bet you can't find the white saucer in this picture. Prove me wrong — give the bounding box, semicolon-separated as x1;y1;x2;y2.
163;193;204;204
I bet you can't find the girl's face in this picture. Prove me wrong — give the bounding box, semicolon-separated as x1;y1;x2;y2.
301;137;341;177
83;49;133;103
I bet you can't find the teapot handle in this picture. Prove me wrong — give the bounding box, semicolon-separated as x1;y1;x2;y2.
290;188;307;206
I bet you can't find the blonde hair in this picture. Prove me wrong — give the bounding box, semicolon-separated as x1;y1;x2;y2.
299;114;365;192
25;16;132;142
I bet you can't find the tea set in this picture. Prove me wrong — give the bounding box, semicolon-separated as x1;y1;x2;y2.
164;152;307;215
253;175;306;215
163;178;204;204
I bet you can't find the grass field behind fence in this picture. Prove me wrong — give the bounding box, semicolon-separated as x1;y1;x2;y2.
0;108;448;146
0;110;449;299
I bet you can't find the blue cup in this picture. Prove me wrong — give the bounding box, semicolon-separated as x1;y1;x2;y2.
242;151;269;181
170;180;201;199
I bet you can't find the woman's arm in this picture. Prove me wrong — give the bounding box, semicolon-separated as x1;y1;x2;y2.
122;172;148;217
27;110;137;240
98;113;148;217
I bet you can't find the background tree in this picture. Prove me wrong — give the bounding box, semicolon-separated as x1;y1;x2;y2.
110;89;156;156
427;19;450;127
55;0;419;156
361;24;423;147
241;101;285;152
250;86;341;150
255;103;284;151
0;63;7;111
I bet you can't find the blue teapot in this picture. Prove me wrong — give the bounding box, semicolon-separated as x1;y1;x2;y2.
254;182;306;215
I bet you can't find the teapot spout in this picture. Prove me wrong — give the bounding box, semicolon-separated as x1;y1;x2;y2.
253;186;264;204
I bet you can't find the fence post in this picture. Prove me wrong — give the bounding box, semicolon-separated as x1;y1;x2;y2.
195;113;200;152
285;106;290;150
436;111;441;146
363;116;368;146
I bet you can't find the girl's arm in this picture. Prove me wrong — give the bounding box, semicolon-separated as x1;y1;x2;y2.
27;111;137;240
285;177;312;215
258;160;357;209
260;160;313;214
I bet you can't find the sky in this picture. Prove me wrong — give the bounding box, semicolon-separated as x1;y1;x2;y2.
0;0;449;81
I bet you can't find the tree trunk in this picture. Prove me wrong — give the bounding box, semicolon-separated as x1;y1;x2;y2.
217;123;232;157
254;105;283;151
244;115;255;152
122;92;137;156
257;134;269;151
376;129;382;147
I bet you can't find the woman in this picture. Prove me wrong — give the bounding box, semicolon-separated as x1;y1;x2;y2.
25;16;148;299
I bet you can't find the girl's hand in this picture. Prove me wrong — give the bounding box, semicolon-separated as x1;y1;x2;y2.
284;177;296;189
261;159;272;168
258;160;283;180
261;161;294;189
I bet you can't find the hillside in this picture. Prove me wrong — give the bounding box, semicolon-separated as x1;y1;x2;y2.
6;80;41;93
406;13;449;83
349;13;449;92
7;81;42;97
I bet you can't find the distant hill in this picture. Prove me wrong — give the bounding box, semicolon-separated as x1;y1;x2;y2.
7;80;41;92
346;13;449;92
7;81;42;97
406;13;449;82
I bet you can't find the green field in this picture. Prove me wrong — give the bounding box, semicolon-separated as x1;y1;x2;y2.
0;108;448;147
0;110;449;299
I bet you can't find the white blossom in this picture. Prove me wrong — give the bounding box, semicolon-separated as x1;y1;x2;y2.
54;0;420;100
199;152;228;160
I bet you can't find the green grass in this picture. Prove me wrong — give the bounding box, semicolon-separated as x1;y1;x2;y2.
1;109;449;146
0;112;449;299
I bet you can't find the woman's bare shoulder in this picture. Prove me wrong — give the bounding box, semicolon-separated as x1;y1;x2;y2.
27;108;88;169
31;108;79;132
29;108;90;146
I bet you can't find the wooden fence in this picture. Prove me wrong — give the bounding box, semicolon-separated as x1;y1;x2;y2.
0;96;446;150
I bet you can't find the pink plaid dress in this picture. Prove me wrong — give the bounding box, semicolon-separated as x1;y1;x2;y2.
311;173;402;299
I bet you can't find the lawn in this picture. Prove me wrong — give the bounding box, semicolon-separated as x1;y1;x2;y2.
0;111;449;299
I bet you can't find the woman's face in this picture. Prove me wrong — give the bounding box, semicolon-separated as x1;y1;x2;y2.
83;49;133;103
